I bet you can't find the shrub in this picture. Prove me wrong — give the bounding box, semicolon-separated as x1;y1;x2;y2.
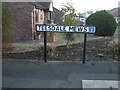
86;10;117;36
38;44;56;57
2;3;13;55
60;3;82;47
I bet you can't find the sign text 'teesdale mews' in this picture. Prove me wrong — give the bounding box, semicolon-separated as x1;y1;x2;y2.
36;25;96;33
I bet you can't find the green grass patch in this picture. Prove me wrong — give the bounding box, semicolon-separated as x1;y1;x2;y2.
116;29;120;32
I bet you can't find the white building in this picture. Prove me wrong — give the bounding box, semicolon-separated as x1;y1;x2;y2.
81;11;93;18
107;8;120;24
75;11;93;24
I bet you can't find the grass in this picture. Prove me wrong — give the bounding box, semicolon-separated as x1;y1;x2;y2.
116;28;120;32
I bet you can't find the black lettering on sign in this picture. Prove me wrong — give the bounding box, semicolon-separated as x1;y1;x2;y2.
56;26;59;31
63;26;66;31
42;25;44;30
36;25;95;33
60;26;62;31
47;25;50;30
52;26;55;31
84;27;87;32
77;27;83;32
59;26;64;31
49;26;51;30
69;26;75;31
60;26;66;31
45;25;47;30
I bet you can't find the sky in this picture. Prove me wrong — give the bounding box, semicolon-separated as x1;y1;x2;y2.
52;0;120;13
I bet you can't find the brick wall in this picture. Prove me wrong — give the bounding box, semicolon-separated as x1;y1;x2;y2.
5;2;34;40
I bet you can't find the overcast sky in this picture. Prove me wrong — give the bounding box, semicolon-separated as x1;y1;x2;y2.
52;0;120;13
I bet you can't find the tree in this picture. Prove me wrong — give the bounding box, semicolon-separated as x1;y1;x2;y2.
2;3;13;54
60;3;82;47
2;3;13;42
86;10;117;36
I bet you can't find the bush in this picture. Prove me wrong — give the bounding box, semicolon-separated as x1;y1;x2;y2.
38;44;56;57
112;42;120;59
60;3;82;47
2;3;13;54
86;10;117;36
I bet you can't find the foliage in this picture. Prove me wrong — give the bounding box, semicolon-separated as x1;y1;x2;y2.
86;10;117;36
2;3;13;42
2;3;13;54
60;3;82;47
61;3;80;26
112;42;120;59
116;28;120;32
38;44;56;57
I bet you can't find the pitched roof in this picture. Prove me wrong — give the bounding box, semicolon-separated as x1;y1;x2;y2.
29;2;45;9
107;8;118;13
107;8;120;17
29;0;53;10
38;2;51;10
111;8;120;17
52;7;63;25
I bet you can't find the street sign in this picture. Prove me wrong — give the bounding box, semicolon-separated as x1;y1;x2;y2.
36;25;96;33
36;24;96;63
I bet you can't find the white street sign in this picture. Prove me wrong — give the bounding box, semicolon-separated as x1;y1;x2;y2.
36;25;96;33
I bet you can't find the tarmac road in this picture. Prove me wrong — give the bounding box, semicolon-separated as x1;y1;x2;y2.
2;59;119;88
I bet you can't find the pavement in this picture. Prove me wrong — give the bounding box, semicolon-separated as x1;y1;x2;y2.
2;59;119;88
82;80;119;89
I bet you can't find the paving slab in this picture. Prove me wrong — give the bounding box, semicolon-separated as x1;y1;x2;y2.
82;80;119;89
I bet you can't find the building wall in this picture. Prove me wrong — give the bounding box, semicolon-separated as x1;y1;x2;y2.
110;8;120;24
52;7;63;25
32;8;45;40
5;2;34;40
4;2;61;40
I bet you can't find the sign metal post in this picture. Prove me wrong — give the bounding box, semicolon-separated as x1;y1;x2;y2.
44;31;47;62
83;33;87;64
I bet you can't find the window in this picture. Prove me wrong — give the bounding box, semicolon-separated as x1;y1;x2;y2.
35;9;39;22
41;14;43;20
40;10;43;20
47;11;51;21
